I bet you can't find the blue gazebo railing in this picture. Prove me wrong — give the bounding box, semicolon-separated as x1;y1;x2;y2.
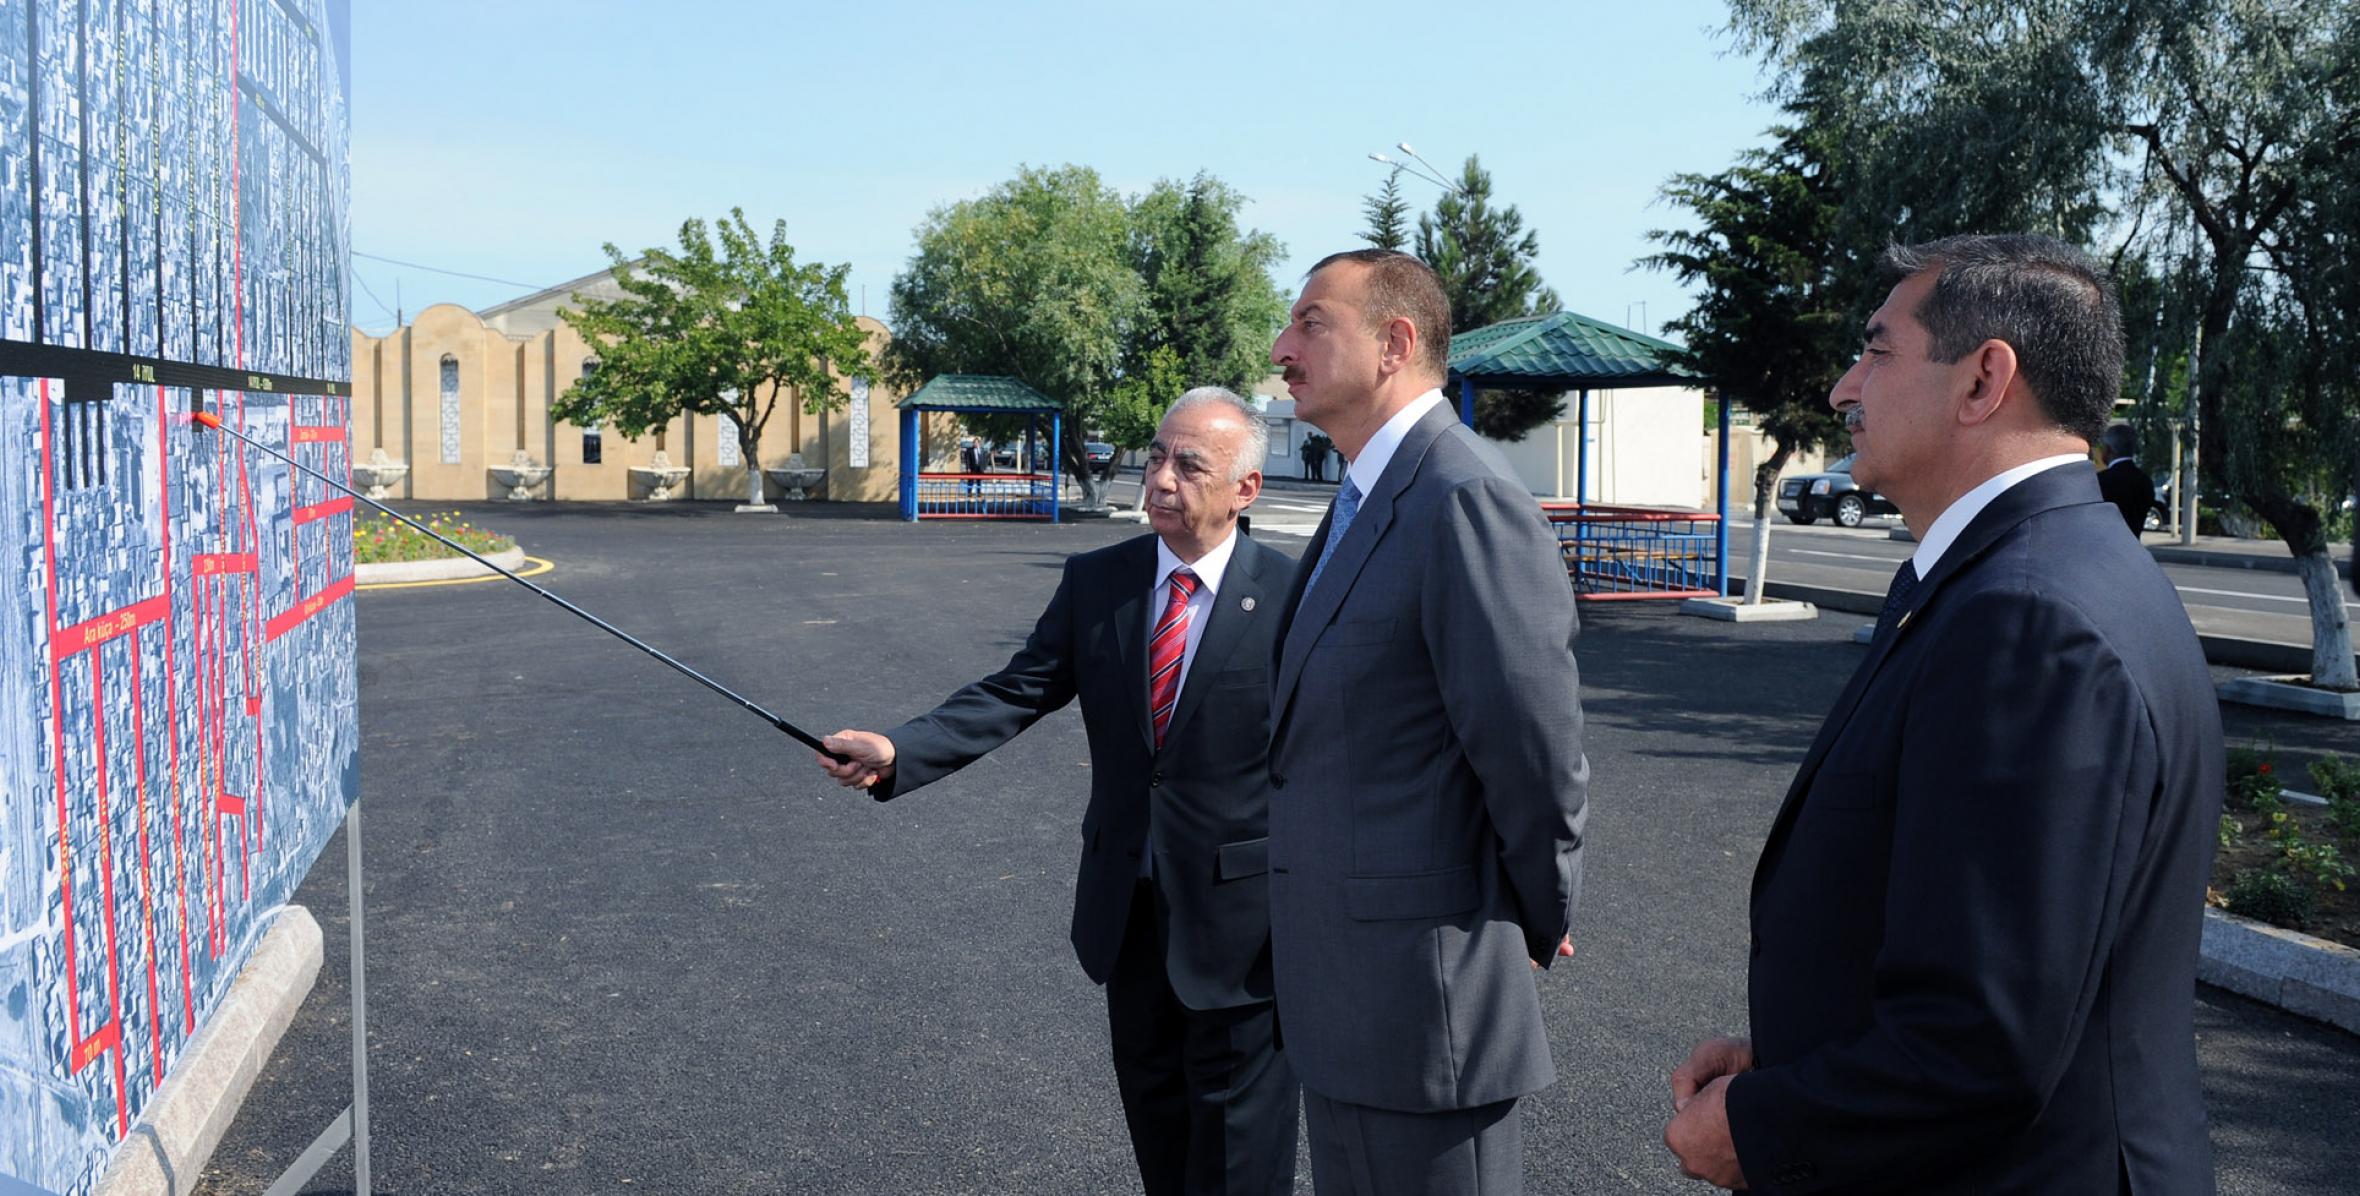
1540;503;1722;600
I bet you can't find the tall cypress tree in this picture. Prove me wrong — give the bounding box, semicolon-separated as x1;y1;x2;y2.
1415;154;1559;333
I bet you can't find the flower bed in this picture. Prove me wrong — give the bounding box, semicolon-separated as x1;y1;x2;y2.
2209;748;2360;950
353;510;515;565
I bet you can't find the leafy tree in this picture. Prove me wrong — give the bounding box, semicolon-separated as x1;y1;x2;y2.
1103;345;1189;510
556;210;873;508
1642;118;1855;603
1725;0;2360;687
1470;390;1566;442
890;166;1287;507
1362;167;1411;251
887;165;1140;506
1414;154;1560;333
1125;173;1290;395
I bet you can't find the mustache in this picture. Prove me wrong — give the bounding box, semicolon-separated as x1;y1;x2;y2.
1844;409;1865;431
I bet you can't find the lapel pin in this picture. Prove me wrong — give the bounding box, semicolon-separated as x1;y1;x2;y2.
1241;596;1257;612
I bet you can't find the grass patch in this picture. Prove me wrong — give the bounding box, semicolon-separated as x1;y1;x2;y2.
355;510;515;565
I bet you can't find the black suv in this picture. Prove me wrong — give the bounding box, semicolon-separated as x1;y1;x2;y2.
1779;455;1899;527
1084;441;1118;481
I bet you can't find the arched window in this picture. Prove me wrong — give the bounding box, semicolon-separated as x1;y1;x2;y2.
438;354;462;464
577;360;603;463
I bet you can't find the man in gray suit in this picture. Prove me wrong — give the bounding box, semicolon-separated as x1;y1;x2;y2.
1265;248;1589;1195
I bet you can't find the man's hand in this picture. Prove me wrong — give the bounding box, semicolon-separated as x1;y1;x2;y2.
1671;1036;1754;1112
1664;1074;1748;1189
818;730;895;789
1531;934;1576;969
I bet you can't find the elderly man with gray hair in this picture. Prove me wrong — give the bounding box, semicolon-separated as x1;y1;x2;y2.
818;386;1300;1196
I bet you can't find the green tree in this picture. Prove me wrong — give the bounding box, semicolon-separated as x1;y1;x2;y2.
1414;154;1560;333
555;210;874;509
887;165;1141;506
1125;173;1290;395
1362;167;1411;251
1103;345;1190;509
1642;118;1856;603
1726;0;2359;688
1412;155;1565;444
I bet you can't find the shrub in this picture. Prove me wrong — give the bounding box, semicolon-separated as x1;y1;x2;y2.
2328;797;2360;844
2226;747;2283;813
354;511;514;565
2224;868;2315;929
2311;754;2360;803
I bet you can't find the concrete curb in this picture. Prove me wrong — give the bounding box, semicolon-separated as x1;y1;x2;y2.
355;545;525;585
2150;544;2352;579
94;906;324;1196
2216;676;2360;720
1679;596;1819;622
2199;908;2360;1036
1731;577;2360;677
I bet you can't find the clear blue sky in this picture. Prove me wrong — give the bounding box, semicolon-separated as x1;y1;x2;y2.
347;0;1782;345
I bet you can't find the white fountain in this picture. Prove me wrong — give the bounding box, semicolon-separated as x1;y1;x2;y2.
488;449;552;501
763;452;827;502
350;447;409;500
630;450;691;501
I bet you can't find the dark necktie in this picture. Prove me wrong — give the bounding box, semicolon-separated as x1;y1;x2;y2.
1875;559;1920;645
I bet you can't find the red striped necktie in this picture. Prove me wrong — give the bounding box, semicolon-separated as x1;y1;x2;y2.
1149;569;1201;748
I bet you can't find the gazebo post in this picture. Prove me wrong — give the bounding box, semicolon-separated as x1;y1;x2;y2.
899;407;919;522
1457;376;1475;427
1050;409;1063;523
1576;388;1591;505
1715;394;1732;596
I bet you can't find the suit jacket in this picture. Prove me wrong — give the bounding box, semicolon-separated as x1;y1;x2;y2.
879;531;1287;1012
2096;457;2153;535
1266;404;1589;1113
1728;463;2223;1195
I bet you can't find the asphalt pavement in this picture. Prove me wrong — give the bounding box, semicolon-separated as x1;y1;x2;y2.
194;499;2360;1195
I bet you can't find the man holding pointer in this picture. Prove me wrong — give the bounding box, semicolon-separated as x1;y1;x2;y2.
818;389;1298;1196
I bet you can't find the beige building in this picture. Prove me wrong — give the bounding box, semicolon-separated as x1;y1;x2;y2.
349;266;910;503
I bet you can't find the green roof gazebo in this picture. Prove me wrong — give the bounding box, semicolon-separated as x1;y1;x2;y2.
1447;311;1731;597
897;375;1064;522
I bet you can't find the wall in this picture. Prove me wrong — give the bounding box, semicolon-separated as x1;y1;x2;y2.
351;311;907;503
0;2;358;1193
1485;386;1710;508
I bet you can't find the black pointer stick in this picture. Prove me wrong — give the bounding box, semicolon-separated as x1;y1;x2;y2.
192;410;848;762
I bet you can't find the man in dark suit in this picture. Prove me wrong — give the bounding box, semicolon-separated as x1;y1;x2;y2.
1665;234;2223;1194
2096;422;2155;535
816;389;1298;1196
1265;248;1588;1196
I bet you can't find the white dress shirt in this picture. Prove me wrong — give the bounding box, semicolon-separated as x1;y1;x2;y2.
1339;388;1449;497
1149;528;1238;700
1911;454;2091;577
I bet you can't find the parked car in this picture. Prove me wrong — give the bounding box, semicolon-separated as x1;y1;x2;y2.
1084;441;1117;481
991;443;1020;469
1778;455;1899;528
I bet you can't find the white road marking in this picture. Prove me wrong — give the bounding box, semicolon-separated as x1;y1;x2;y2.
2176;585;2360;610
1788;548;1903;563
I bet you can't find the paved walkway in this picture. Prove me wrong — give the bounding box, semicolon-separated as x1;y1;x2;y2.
197;503;2359;1194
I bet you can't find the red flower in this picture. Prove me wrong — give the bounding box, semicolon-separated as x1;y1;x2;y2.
2258;762;2274;775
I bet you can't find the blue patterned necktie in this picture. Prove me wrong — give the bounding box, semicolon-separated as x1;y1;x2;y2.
1302;480;1362;597
1874;559;1920;645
